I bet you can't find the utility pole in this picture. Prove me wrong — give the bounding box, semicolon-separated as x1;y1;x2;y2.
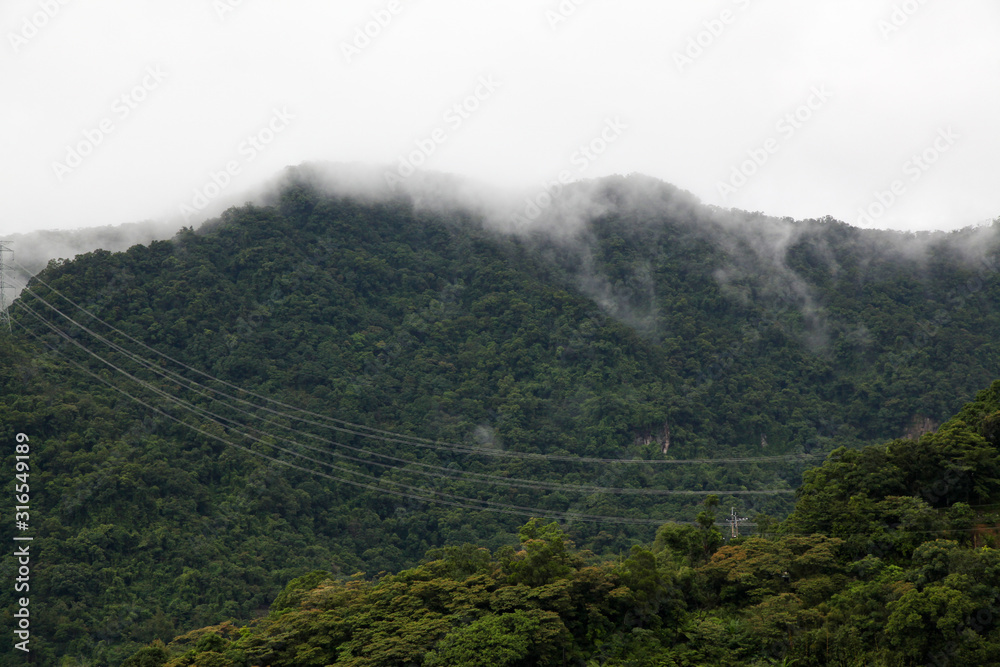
0;241;12;332
729;507;748;538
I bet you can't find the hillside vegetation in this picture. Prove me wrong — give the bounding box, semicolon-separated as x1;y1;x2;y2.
134;381;1000;666
1;166;998;663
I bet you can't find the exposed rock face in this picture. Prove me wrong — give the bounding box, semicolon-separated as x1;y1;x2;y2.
903;415;939;441
634;421;671;454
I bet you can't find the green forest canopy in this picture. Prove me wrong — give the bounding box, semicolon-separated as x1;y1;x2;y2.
1;167;999;663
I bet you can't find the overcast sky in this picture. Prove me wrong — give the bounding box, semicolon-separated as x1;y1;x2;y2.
3;0;1000;236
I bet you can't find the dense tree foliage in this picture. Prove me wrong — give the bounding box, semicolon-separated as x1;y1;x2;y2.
131;382;1000;666
1;167;998;663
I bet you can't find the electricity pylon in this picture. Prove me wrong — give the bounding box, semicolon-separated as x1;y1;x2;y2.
729;507;749;538
0;241;12;331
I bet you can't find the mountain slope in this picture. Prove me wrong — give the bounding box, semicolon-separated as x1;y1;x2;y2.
1;165;998;662
126;381;1000;667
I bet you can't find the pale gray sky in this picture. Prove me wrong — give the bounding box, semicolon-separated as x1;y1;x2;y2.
3;0;999;235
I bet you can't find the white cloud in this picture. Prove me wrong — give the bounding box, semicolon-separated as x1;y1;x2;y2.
2;0;998;236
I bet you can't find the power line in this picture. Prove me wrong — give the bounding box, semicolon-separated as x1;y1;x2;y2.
13;263;826;466
11;280;798;497
10;265;996;539
15;313;990;539
13;294;796;502
11;316;675;526
6;267;812;527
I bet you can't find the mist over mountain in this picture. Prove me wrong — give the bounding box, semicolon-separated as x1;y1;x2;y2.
3;218;185;298
1;163;999;663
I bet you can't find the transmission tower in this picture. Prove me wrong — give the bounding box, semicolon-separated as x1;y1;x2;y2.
0;241;12;331
729;507;749;538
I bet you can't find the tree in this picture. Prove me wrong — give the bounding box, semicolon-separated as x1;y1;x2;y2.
502;519;579;587
424;610;568;667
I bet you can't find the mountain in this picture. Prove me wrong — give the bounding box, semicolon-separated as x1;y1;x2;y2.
1;163;998;663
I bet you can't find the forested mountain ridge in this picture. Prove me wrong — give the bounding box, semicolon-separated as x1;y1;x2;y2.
2;218;183;299
1;163;999;663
